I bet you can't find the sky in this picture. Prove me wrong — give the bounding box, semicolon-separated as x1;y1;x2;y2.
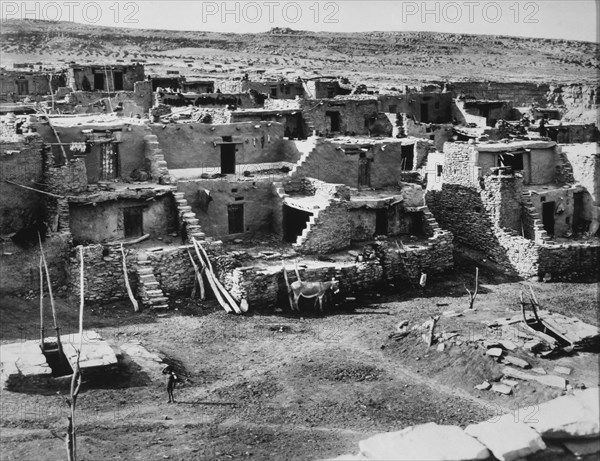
1;0;597;42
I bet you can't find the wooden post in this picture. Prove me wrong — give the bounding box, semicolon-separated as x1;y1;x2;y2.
192;240;232;313
39;256;45;347
465;267;479;309
38;233;64;357
120;244;139;312
193;239;241;314
282;260;295;310
187;249;205;300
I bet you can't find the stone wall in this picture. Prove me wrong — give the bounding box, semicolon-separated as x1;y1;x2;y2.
427;144;599;280
0;232;71;294
68;243;196;303
218;259;385;309
146;247;195;296
299;200;352;254
0;133;45;235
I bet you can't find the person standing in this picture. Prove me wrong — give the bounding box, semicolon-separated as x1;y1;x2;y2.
162;365;179;403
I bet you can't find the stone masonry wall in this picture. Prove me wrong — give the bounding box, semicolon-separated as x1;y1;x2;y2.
299;200;352;254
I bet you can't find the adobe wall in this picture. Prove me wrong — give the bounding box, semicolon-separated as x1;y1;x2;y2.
378;93;453;123
177;179;277;240
289;139;430;189
68;64;144;92
0;134;45;235
300;99;379;135
35;122;149;180
68;195;178;244
561;143;600;234
151;122;290;170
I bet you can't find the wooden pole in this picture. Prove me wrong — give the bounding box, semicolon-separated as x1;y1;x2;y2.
282;260;295;311
38;233;64;356
192;240;232;313
187;248;205;300
39;256;45;347
120;244;139;312
193;238;241;314
4;179;65;199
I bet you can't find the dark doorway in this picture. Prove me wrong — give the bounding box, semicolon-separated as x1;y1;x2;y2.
221;144;236;174
326;111;341;132
124;206;144;238
573;192;585;232
283;205;312;243
94;72;105;91
228;204;244;234
358;157;371;188
407;211;423;235
375;209;388;236
498;152;524;171
113;71;124;91
100;143;119;180
420;103;429;123
16;79;29;95
401;144;414;171
542;201;555;236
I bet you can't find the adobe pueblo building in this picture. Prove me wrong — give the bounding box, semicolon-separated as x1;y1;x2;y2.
1;62;598;312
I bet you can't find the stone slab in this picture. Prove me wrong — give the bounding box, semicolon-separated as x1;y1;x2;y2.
358;422;489;460
465;420;546;461
523;388;599;439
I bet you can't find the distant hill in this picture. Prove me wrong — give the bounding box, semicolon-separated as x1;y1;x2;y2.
1;20;598;85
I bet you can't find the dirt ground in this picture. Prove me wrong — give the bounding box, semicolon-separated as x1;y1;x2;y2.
1;255;598;461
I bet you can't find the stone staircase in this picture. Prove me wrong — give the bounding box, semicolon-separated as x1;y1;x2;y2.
136;252;169;310
173;191;206;243
292;199;335;249
555;149;576;184
144;134;170;183
521;190;551;243
288;138;318;178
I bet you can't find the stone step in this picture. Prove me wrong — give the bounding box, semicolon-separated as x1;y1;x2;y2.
149;297;169;304
143;281;160;288
151;304;169;310
145;289;163;296
156;160;168;168
137;260;152;266
190;232;206;239
179;206;192;213
153;154;165;162
173;192;185;199
139;274;155;282
185;218;200;226
137;267;154;275
182;212;196;219
176;199;188;206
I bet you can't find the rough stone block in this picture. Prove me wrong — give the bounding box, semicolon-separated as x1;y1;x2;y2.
465;420;546;461
358;422;489;461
